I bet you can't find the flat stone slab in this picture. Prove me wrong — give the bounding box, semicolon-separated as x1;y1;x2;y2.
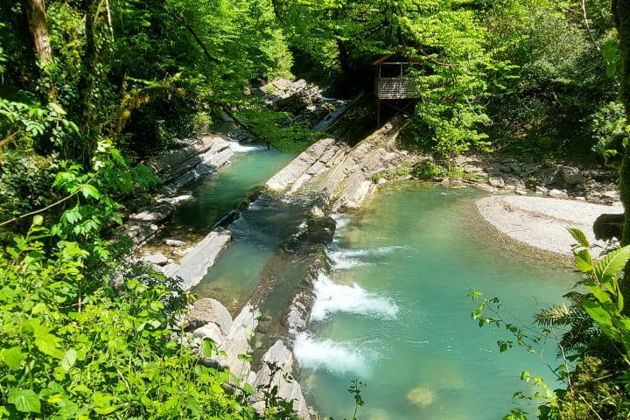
164;228;232;290
476;195;623;255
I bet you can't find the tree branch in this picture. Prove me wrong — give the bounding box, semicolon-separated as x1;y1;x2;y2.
0;190;80;227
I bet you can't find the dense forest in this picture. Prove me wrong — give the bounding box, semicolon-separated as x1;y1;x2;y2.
1;0;630;418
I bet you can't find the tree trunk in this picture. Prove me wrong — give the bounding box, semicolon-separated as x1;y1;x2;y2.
24;0;52;66
24;0;56;101
612;0;630;308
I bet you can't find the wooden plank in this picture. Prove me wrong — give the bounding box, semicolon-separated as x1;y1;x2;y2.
376;77;419;99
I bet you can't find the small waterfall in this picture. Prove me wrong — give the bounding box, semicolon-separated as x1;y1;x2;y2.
310;273;399;321
294;332;375;377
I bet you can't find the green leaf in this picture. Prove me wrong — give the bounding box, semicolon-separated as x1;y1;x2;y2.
574;249;593;273
594;246;630;283
201;339;214;358
8;389;41;413
583;300;613;328
1;347;26;370
584;280;613;305
80;184;100;200
61;349;77;371
35;333;64;359
567;228;589;248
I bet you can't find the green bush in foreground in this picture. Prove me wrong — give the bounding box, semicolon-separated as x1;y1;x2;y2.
0;220;287;419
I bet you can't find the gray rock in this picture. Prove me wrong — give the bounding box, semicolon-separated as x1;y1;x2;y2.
560;167;586;186
164;239;186;247
188;298;233;333
252;340;311;419
164;228;232;290
193;322;226;347
488;176;505;188
130;203;175;223
141;253;168;266
602;190;620;200
476;184;496;194
548;189;569;199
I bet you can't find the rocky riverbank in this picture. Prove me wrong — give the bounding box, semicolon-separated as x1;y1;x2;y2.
123;135;236;249
453;154;620;205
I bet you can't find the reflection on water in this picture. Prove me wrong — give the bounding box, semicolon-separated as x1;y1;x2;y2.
298;182;577;420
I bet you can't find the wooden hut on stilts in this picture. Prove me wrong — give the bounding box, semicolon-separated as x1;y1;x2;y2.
373;50;421;126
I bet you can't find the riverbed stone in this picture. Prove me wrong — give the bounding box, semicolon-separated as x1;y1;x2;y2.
214;304;260;381
560;166;586;186
476;184;496;194
188;298;233;333
488;176;505;188
252;340;310;419
163;228;232;290
130;203;175;223
193;322;226;347
141;253;168;266
548;189;569;199
163;239;186;247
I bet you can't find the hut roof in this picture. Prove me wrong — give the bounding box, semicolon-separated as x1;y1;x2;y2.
372;49;422;66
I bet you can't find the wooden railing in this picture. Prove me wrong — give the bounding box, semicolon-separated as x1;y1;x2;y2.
376;77;419;99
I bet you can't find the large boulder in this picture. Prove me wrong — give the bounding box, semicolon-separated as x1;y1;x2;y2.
188;298;233;333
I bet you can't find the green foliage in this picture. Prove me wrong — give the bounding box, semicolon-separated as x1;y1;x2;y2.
370;166;412;183
486;0;617;159
566;229;630;362
589;101;628;164
0;222;277;418
412;161;445;180
236;107;321;152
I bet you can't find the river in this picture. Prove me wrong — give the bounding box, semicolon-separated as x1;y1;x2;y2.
161;148;578;419
296;182;577;419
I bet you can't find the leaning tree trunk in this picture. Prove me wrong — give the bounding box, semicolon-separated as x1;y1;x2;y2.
612;0;630;309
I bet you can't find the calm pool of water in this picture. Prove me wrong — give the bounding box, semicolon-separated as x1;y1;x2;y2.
296;182;577;420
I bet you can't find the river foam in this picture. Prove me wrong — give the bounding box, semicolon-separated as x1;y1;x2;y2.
310;273;399;321
294;332;373;377
326;245;409;269
228;142;265;153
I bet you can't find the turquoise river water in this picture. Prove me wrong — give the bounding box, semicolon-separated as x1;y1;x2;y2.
162;146;579;419
296;182;577;420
